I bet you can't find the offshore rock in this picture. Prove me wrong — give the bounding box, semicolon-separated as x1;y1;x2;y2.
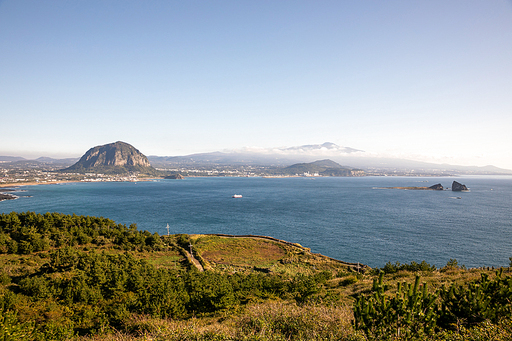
0;193;17;201
62;141;158;175
452;181;468;191
428;183;444;190
165;174;185;179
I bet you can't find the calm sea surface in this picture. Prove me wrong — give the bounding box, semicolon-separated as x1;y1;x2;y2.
1;176;511;268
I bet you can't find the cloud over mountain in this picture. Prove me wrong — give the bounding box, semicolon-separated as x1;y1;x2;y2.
226;142;364;157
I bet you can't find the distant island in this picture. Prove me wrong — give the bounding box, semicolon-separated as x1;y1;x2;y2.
384;181;468;191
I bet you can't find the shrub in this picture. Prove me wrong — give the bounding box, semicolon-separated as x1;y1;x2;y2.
378;260;437;275
0;309;34;341
354;272;438;339
340;276;358;286
438;269;512;329
441;259;460;272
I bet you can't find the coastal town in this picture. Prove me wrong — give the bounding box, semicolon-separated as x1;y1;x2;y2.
0;168;142;186
0;161;464;191
0;165;256;187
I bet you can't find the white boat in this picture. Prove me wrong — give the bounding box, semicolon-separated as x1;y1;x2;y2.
232;194;242;198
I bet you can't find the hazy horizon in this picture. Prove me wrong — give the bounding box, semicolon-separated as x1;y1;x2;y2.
1;1;511;169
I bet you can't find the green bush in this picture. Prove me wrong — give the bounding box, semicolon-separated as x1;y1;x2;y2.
354;272;438;339
377;260;437;274
340;276;358;286
0;309;34;341
439;269;512;329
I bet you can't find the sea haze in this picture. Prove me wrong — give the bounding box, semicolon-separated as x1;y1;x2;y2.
1;176;511;268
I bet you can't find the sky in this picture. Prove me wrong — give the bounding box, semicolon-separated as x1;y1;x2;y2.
1;1;512;169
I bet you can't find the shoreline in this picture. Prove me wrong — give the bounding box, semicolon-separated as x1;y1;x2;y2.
0;178;157;200
0;180;82;188
0;177;159;189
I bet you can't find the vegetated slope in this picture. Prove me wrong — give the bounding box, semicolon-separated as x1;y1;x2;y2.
1;211;511;341
190;233;366;275
269;159;365;176
61;141;159;175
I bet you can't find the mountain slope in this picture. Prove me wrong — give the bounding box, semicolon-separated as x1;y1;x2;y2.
62;141;158;175
275;159;364;176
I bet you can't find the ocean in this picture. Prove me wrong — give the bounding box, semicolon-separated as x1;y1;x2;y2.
1;176;511;268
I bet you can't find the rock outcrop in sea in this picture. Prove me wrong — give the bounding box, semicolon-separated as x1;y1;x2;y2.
0;193;17;201
165;174;185;179
428;183;444;190
61;141;158;175
452;181;468;191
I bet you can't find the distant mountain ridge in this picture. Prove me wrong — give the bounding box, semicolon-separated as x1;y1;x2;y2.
148;142;512;175
148;143;363;168
0;156;26;162
62;141;158;175
3;142;512;175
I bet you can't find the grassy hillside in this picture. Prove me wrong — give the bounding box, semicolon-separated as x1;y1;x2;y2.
1;212;511;340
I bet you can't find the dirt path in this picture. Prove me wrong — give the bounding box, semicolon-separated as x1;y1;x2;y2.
184;249;204;272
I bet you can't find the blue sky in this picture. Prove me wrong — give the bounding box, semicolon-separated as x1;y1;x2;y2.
1;1;512;169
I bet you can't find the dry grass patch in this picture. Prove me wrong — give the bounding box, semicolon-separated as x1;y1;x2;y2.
74;302;363;341
234;301;360;340
195;236;286;268
192;235;358;277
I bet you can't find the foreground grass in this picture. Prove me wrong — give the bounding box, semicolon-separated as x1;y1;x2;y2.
3;255;512;340
2;212;512;341
74;302;361;341
73;301;512;341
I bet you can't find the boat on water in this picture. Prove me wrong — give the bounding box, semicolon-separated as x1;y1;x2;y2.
232;194;242;198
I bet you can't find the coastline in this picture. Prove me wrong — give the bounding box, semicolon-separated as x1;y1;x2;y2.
0;180;82;188
0;178;159;201
0;177;159;189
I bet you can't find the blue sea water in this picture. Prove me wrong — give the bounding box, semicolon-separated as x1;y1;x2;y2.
1;176;511;268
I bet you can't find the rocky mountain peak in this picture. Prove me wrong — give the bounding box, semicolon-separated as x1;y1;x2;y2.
62;141;157;174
